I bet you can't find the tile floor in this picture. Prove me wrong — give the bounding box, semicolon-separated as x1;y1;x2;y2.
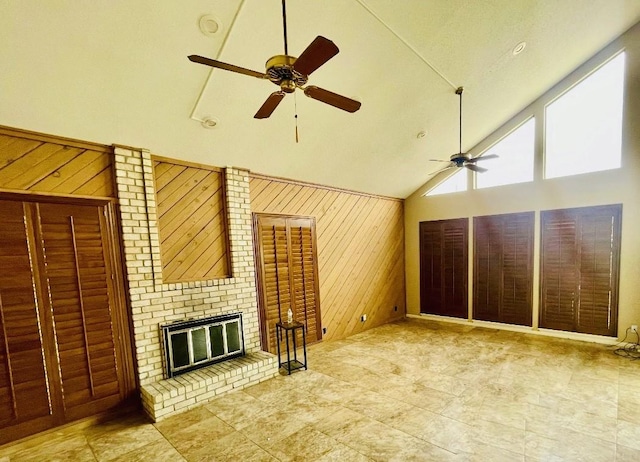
1;318;640;461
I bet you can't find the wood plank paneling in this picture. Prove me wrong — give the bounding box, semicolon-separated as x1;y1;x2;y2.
250;175;405;342
153;157;229;282
0;128;114;198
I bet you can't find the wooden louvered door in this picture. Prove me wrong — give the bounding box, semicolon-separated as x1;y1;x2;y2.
474;212;534;326
0;197;134;444
36;202;124;421
254;214;321;353
540;205;621;336
419;219;468;318
0;200;54;441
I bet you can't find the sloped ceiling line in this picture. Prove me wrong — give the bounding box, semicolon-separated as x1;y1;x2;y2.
354;0;458;90
189;0;247;125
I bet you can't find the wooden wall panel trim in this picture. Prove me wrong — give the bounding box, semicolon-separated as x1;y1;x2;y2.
251;172;403;202
250;175;405;342
0;125;111;153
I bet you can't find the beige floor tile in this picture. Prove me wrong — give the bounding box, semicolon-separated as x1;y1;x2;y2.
108;438;185;462
616;419;640;451
157;415;235;458
87;424;164;462
7;434;96;462
616;443;640;461
3;319;636;461
524;428;616;462
186;430;276;462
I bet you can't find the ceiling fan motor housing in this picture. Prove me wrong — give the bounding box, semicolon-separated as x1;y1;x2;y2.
450;152;471;165
265;55;307;92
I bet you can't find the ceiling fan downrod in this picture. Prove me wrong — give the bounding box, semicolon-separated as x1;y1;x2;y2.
282;0;289;56
456;86;463;155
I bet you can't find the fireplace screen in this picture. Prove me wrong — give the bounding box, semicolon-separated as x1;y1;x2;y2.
162;313;244;378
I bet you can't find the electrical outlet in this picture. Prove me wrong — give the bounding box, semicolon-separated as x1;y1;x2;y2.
632;325;638;333
360;314;367;322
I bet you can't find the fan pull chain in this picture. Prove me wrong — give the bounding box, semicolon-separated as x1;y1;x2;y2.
294;91;299;143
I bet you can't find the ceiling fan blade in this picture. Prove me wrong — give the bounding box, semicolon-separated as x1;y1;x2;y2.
466;153;499;163
303;86;361;113
293;36;339;75
428;159;451;163
465;163;488;173
254;92;286;119
188;55;266;79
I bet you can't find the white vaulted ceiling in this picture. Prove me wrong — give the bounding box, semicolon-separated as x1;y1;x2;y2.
1;1;639;198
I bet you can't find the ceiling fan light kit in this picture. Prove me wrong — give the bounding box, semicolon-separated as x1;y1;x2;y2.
188;0;361;119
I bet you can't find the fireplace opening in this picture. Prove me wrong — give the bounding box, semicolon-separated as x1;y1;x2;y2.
162;313;245;378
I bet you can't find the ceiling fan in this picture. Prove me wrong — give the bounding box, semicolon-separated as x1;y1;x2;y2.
429;87;498;175
188;0;361;119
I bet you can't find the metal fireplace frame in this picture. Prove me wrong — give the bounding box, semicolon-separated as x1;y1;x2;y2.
161;312;245;378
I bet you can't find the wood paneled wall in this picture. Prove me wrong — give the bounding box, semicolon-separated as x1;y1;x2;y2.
250;174;405;341
0;127;114;198
153;157;230;283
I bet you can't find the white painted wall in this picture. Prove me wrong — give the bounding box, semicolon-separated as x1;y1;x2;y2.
404;22;640;339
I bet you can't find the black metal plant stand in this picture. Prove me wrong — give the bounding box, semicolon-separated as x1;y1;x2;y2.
275;320;307;374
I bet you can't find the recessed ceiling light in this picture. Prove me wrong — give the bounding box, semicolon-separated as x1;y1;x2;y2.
512;41;527;56
416;130;427;139
201;117;218;129
199;14;222;37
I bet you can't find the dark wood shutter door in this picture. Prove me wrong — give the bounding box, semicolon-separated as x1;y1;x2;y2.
473;218;502;322
577;213;619;334
420;219;468;318
0;200;52;435
254;214;321;353
540;205;621;336
37;203;121;420
474;213;533;326
419;223;443;314
540;214;578;331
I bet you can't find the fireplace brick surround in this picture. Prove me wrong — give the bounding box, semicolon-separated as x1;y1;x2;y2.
113;147;278;421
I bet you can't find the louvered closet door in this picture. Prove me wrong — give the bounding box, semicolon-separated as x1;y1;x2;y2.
0;200;53;439
289;218;320;345
257;216;292;353
37;202;122;421
540;205;621;336
474;213;533;326
255;214;321;353
420;219;468;318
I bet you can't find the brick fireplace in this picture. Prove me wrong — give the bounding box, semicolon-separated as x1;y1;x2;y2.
113;147;278;421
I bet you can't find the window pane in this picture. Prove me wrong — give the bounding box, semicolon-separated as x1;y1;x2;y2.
192;328;208;362
226;322;241;353
476;118;535;189
545;52;625;179
209;325;224;357
426;170;467;196
170;332;189;368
